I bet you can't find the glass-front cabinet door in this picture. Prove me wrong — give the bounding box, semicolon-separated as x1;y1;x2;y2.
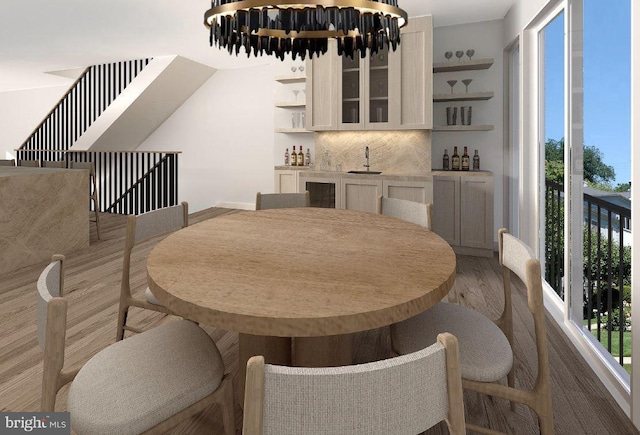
368;46;389;125
341;55;362;127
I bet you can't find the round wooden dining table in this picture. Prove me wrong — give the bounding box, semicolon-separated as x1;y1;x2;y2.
147;207;456;401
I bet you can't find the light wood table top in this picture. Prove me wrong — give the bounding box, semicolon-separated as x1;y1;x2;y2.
147;208;456;337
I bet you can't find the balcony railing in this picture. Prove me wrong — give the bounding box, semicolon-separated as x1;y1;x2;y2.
545;179;631;368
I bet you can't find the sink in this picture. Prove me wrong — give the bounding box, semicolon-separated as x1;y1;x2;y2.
347;170;382;175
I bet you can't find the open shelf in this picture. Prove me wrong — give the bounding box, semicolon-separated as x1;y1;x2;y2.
433;92;494;102
433;58;494;73
275;128;313;133
432;125;494;132
275;102;306;108
275;76;306;84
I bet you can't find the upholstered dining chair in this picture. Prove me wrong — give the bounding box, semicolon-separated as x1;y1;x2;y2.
116;202;188;341
42;160;66;168
255;191;310;210
0;159;15;166
377;196;432;229
391;228;554;434
19;159;40;167
37;255;236;435
69;161;101;240
242;332;465;435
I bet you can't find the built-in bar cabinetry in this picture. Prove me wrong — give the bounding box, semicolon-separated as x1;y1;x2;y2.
275;168;432;213
432;171;494;257
306;16;433;131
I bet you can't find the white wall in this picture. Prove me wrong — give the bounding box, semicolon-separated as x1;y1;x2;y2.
432;20;505;242
0;85;69;160
137;65;276;212
504;0;552;45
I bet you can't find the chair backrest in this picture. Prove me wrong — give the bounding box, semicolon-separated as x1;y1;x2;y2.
377;196;432;229
0;159;15;166
243;333;465;435
19;159;40;167
121;202;189;298
42;160;66;168
69;160;94;174
36;255;69;411
255;192;310;210
498;228;550;392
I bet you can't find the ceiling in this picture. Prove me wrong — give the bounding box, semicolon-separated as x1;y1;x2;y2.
0;0;515;92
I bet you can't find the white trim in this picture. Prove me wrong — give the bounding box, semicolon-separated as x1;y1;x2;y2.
214;201;255;210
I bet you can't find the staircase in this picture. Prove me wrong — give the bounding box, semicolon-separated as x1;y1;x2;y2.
16;56;216;214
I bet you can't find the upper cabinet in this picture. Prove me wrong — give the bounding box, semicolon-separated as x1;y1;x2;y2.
306;15;432;131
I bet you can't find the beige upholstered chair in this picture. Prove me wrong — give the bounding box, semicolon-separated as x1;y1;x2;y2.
37;255;235;435
255;191;310;210
243;332;465;435
69;161;101;240
116;202;188;341
19;159;40;167
42;160;66;168
391;229;554;434
0;159;15;166
377;196;432;229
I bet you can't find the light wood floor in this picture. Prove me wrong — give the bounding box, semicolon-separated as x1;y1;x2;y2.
0;207;637;434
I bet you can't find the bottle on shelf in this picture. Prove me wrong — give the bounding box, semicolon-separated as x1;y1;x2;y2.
284;148;290;166
473;149;480;171
461;146;470;171
291;146;297;166
451;146;460;171
297;146;304;166
443;149;449;171
305;148;311;166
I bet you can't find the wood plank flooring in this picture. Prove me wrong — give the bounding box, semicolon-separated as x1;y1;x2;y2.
0;207;637;434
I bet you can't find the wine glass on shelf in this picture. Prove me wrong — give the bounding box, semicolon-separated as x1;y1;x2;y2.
466;49;475;61
447;80;457;94
292;90;299;103
445;51;453;62
300;90;306;104
291;66;297;76
455;50;464;61
462;79;473;93
298;65;305;76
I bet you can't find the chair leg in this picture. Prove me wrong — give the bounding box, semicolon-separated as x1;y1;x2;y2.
507;369;516;411
218;376;236;435
116;304;129;341
94;208;101;240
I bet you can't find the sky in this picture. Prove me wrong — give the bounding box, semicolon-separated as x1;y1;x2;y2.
544;0;631;186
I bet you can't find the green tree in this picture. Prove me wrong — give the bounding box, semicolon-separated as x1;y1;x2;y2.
545;138;617;188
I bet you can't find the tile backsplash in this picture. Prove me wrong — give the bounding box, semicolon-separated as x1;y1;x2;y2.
315;130;431;174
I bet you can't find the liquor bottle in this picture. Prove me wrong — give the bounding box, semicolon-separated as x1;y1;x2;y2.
291;146;297;166
451;146;460;171
461;146;470;171
305;148;311;166
473;150;480;171
442;149;449;171
297;146;304;166
284;148;290;166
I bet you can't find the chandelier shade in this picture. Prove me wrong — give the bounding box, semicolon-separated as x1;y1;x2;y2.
204;0;408;60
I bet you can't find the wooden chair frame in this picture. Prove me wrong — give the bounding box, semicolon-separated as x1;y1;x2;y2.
116;202;189;341
19;159;40;167
243;333;466;435
255;191;310;210
69;161;101;240
462;228;554;435
42;160;66;168
376;195;433;230
0;159;15;166
39;255;236;435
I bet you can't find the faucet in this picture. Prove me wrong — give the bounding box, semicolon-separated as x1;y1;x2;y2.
364;146;370;171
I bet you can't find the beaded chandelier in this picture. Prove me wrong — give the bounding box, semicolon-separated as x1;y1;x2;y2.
204;0;408;60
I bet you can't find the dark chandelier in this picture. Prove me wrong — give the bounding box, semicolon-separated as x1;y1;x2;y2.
204;0;408;60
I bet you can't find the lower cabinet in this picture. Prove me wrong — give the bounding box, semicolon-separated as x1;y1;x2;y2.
340;178;382;213
383;179;433;204
274;169;298;193
432;172;494;257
